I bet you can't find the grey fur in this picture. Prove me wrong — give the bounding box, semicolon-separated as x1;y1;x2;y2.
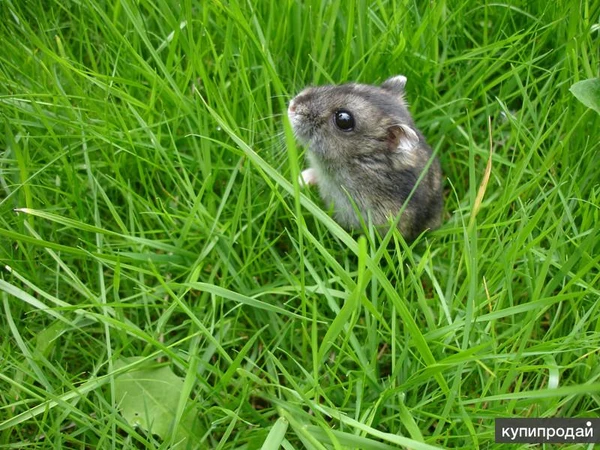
288;76;443;240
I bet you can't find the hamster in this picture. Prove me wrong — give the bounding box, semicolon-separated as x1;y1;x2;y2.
287;75;443;240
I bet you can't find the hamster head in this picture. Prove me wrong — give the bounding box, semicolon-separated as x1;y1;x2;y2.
287;75;420;162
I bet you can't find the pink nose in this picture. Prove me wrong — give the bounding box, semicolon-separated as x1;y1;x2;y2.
288;101;296;113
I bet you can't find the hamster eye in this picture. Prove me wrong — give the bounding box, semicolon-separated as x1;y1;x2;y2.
333;110;355;131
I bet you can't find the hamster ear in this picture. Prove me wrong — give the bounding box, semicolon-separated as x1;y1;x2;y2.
387;124;419;152
381;75;407;95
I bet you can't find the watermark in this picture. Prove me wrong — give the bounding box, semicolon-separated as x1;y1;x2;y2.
496;418;600;443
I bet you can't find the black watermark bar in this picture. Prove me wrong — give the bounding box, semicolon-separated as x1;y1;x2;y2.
496;418;600;443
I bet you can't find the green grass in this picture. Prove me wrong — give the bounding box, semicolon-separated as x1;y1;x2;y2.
1;0;599;448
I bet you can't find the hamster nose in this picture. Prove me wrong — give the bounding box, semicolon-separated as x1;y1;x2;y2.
288;102;296;113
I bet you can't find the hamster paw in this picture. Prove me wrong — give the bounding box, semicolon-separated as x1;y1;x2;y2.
299;168;318;187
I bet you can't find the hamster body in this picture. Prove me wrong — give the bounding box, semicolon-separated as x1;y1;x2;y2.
287;76;443;240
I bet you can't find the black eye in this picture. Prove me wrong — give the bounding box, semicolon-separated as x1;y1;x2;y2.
333;110;355;131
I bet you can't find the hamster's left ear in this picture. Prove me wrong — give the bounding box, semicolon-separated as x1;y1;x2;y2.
387;124;419;152
381;75;407;95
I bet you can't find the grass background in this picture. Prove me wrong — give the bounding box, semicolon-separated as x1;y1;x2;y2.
1;0;599;448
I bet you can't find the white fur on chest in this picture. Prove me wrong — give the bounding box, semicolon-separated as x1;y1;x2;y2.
307;156;365;227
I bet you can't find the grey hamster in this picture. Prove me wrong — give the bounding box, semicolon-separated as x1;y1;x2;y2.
287;75;443;240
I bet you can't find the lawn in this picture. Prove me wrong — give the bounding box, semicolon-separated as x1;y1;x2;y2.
1;0;599;448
